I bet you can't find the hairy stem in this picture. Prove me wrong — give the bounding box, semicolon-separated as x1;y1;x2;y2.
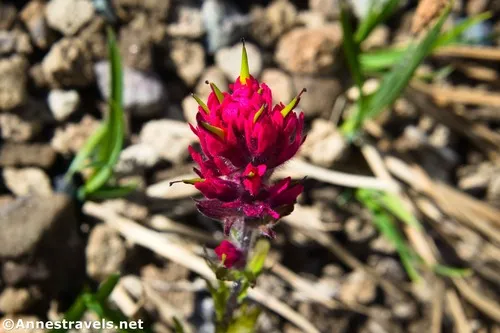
222;224;255;328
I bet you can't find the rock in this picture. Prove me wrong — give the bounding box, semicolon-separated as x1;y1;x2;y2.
20;0;54;49
139;120;196;164
48;89;80;121
300;118;347;167
3;167;53;196
297;10;327;28
0;29;32;55
0;55;28;110
344;217;375;242
261;68;294;104
487;174;500;208
202;0;250;53
250;0;297;47
166;5;205;39
340;270;377;305
95;61;166;117
42;38;94;88
45;0;94;36
79;17;108;60
276;24;342;74
0;143;56;168
0;288;37;314
215;42;262;80
466;0;489;16
349;0;393;20
0;102;48;142
309;0;340;19
51;115;100;154
0;3;17;30
167;40;205;87
115;144;160;175
361;25;390;50
0;194;76;258
292;76;342;117
119;14;156;71
113;0;171;21
86;224;126;281
101;198;148;221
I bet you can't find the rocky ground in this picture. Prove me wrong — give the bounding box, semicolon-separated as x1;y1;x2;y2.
1;0;500;332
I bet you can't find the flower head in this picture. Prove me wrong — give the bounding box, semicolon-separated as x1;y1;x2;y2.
215;240;244;268
182;41;306;237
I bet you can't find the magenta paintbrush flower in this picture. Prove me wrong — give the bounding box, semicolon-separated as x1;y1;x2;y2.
214;240;244;268
182;41;306;238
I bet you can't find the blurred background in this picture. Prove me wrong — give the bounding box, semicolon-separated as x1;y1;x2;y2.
1;0;500;332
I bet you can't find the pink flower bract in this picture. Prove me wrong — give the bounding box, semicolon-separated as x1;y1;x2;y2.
185;42;306;237
215;240;243;268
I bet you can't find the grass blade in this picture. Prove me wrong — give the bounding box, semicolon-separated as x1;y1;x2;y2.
355;0;400;43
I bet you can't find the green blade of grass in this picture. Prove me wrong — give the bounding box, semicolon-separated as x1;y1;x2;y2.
377;192;422;229
85;184;137;200
341;3;364;90
434;11;492;47
342;4;450;136
355;0;400;43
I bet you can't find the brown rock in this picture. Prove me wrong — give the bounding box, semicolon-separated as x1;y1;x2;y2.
195;66;228;99
79;17;107;60
3;167;53;196
45;0;94;36
0;29;32;55
276;24;342;74
119;14;155;71
0;3;17;30
42;38;94;88
250;0;297;47
20;0;54;49
51;115;100;154
292;75;342;117
0;287;38;314
340;270;376;305
166;5;204;39
0;55;28;110
86;224;126;281
113;0;171;21
167;40;205;87
261;68;294;104
309;0;340;19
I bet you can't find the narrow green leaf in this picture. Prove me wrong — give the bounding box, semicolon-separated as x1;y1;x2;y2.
95;273;120;303
343;4;450;135
434;11;492;48
85;184;137;200
227;305;261;333
433;264;473;278
378;192;422;229
173;317;185;333
355;0;400;43
340;3;364;89
246;239;270;276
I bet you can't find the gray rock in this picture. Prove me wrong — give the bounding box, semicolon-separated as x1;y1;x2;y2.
261;68;294;104
182;95;199;125
0;29;32;55
300;118;347;167
42;38;94;88
250;0;297;47
202;0;250;53
0;3;17;30
0;55;28;110
20;0;54;49
115;143;160;175
349;0;390;20
166;5;205;39
94;61;166;117
168;40;205;87
0;143;56;169
195;66;228;98
215;42;262;80
86;224;126;281
48;89;80;121
45;0;94;36
0;106;45;143
118;13;157;71
3;167;53;196
292;76;342;117
276;24;342;75
139;120;195;164
0;194;76;258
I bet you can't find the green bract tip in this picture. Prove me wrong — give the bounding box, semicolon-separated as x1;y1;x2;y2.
253;104;266;123
201;121;225;140
240;40;250;84
191;93;210;114
281;88;307;117
207;81;224;104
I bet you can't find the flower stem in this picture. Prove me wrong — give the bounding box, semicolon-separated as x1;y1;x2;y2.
222;225;255;328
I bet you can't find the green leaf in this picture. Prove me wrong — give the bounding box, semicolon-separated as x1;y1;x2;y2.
246;239;270;277
377;192;422;229
173;317;185;333
355;0;400;43
342;4;450;136
206;280;230;324
433;264;473;278
85;183;137;200
434;11;492;48
227;305;261;333
95;273;121;303
340;3;364;90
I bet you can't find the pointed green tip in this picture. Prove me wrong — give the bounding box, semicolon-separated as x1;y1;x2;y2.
191;93;210;114
281;88;307;117
170;178;204;186
240;39;250;84
253;104;266;123
207;81;224;104
200;121;225;140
